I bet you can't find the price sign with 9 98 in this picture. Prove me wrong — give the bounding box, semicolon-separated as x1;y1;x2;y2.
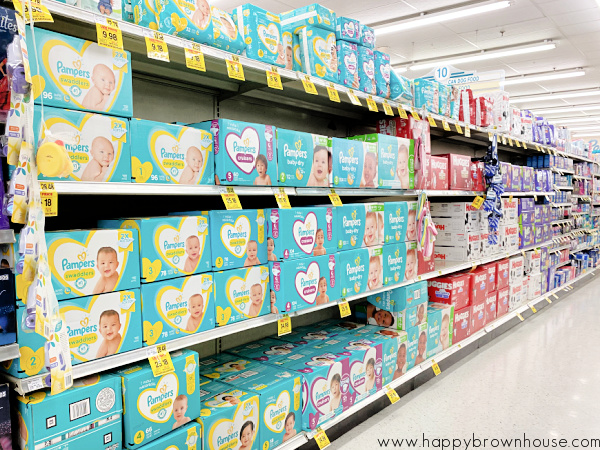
96;17;123;50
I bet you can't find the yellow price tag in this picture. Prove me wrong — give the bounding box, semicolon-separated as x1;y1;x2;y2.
534;195;537;201
386;386;400;404
455;123;463;134
472;196;485;209
442;120;451;131
328;189;343;207
96;17;122;50
226;55;245;81
273;188;291;209
301;75;318;95
40;182;57;217
535;144;541;151
266;67;283;90
366;96;378;112
398;108;408;119
517;313;524;321
147;344;175;377
431;361;441;376
509;195;513;202
523;142;528;149
278;315;292;336
488;132;494;141
515;140;521;148
144;30;169;62
184;43;206;72
338;301;351;318
327;83;340;103
410;109;421;120
347;89;362;106
464;126;471;138
14;0;53;23
383;101;394;116
427;115;437;127
530;305;537;313
502;135;507;145
552;293;559;299
546;297;552;304
314;428;330;449
220;187;242;210
509;138;513;146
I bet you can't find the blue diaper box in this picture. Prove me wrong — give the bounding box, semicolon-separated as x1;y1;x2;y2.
335;16;360;43
280;4;336;32
336;41;359;89
331;137;378;188
276;128;331;187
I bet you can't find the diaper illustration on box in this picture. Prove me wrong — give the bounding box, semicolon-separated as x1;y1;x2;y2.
26;28;133;117
209;209;266;270
332;138;378;188
133;422;200;450
426;304;454;358
100;215;210;283
335;17;359;43
118;349;199;449
211;6;246;54
336;41;359;89
233;4;285;67
359;24;375;49
132;0;162;29
359;328;407;384
298;26;338;83
141;273;215;346
24;229;140;302
214;265;270;325
374;50;390;98
279;4;336;33
130;119;214;185
267;207;335;260
357;46;375;95
270;254;339;314
80;0;122;18
334;340;381;405
276;128;331;187
34;106;131;182
281;27;295;70
157;0;213;44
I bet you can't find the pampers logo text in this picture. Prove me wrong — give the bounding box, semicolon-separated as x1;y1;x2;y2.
342;215;361;228
339;151;359;165
147;386;175;407
228;228;248;240
283;143;307;159
217;430;239;447
315;387;331;407
57;61;90;79
389;213;405;224
62;258;95;271
388;254;403;266
233;138;258;155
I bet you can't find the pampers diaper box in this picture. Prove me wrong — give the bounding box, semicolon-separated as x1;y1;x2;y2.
26;28;133;117
233;4;285;67
276;128;331;187
382;241;419;285
15;374;123;450
366;280;427;314
15;229;140;302
33;106;131;182
331;137;378;188
4;290;141;381
192;119;276;186
140;273;215;346
196;377;260;450
374;50;390;98
406;322;427;370
357;45;376;95
359;24;375;48
135;422;200;450
335;16;359;43
298;26;338;83
383;201;418;244
280;4;336;33
426;303;454;358
227;337;303;363
118;349;200;449
270;254;339;314
209;209;267;270
267;206;335;260
157;0;213;44
129;119;214;185
211;6;246;55
339;246;383;297
213;265;270;326
336;203;383;250
337;41;359;89
99;215;211;283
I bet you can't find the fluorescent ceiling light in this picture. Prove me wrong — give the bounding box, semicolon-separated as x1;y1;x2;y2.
534;105;600;115
511;90;600;103
374;1;510;36
408;43;555;71
553;117;600;124
568;126;600;131
504;70;585;86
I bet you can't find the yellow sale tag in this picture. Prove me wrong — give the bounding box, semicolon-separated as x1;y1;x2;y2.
278;315;292;336
14;0;53;23
535;144;541;151
96;17;123;50
367;96;378;112
339;301;351;318
40;182;57;217
432;361;441;376
488;132;494;141
442;120;451;131
383;101;394;116
148;344;175;377
347;89;362;106
302;75;318;95
327;83;340;103
314;428;330;449
427;115;437;127
502;135;507;145
530;305;537;313
266;67;283;90
523;142;528;149
410;109;421;120
464;126;471;138
509;195;513;202
226;55;245;81
273;188;291;209
509;138;513;146
552;293;559;299
472;196;485;209
399;108;408;119
534;195;537;201
455;123;463;134
328;189;343;207
517;313;524;321
386;386;400;404
184;43;206;72
144;30;169;62
515;140;521;148
220;187;242;210
546;297;552;304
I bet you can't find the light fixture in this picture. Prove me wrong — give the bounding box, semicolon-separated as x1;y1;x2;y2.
407;42;555;72
511;89;600;103
504;70;585;86
568;126;600;131
372;1;511;36
552;117;600;124
533;105;600;115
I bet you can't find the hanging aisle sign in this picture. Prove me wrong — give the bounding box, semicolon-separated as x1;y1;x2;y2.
423;65;506;95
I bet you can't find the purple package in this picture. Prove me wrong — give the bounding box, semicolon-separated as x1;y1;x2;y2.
533;124;542;144
548;266;556;290
544;170;552;192
518;197;534;213
541;268;548;294
545;125;556;147
540;246;549;271
522;167;533;191
534;205;542;224
500;162;512;191
543;223;551;242
542;205;549;224
534;169;543;192
534;224;543;244
511;165;522;192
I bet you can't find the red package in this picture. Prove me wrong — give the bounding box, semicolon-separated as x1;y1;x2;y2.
437;154;472;190
453;306;471;344
483;262;497;293
429;156;449;190
470;161;485;192
496;287;510;316
496;259;510;291
485;291;497;324
459;89;474;124
427;272;471;309
469;267;488;306
417;243;435;276
471;301;486;333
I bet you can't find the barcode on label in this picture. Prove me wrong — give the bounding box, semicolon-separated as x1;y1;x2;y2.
414;290;421;299
199;389;210;396
240;370;259;378
69;398;90;421
65;373;72;388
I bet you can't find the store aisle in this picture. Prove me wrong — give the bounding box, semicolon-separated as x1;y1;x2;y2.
330;276;600;449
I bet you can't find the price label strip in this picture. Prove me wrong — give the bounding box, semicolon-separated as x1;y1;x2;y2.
266;66;283;90
278;315;292;336
144;30;169;62
410;109;421;120
147;344;175;377
226;55;245;81
509;138;513;146
302;75;318;95
347;89;362;106
366;96;378;112
427;115;437;127
383;101;394;116
517;313;524;322
96;17;123;50
431;361;441;376
314;428;331;450
220;187;242;210
455;123;463;134
40;182;57;217
398;108;408;119
386;386;400;404
530;305;537;313
338;300;351;318
184;42;206;72
273;187;291;209
472;196;485;209
328;189;343;207
464;126;471;138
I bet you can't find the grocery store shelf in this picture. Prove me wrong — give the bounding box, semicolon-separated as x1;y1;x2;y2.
551;218;574;225
572;175;592;181
556;259;572;268
571;211;589;216
551;167;575;175
0;344;19;363
593;203;600;206
551;202;573;207
573;195;592;202
552;244;571;252
501;191;555;197
554;185;574;191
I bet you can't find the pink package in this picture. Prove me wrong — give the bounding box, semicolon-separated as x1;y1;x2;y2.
470;302;486;333
470;161;485;192
453;306;471;344
429;156;449;190
496;259;510;290
476;96;493;127
483;262;497;292
496;287;509;316
484;291;497;324
438;154;472;190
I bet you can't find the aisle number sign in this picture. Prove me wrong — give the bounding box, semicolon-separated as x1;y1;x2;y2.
278;315;292;336
220;187;242;210
40;182;57;216
144;30;169;62
226;55;245;81
96;17;123;50
147;344;175;377
184;43;206;72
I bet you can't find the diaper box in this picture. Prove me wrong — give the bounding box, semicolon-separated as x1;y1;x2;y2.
16;374;123;450
270;254;339;314
452;306;471;344
298;26;338;83
267;206;336;259
335;16;360;43
406;322;428;368
383;241;419;285
357;45;376;95
339;247;382;297
353;328;408;384
192;119;276;186
434;240;480;262
336;202;384;250
331;137;378;188
156;0;213;43
210;6;246;55
336;41;359;89
413;78;439;115
485;290;497;324
227;337;304;363
367;280;427;313
209;209;267;270
509;255;524;282
437;154;472;190
499;224;519;252
469;267;488;306
5;290;141;381
496;287;509;316
0;269;15;347
140;273;215;346
429;156;449;190
99;215;210;283
395;302;428;330
280;4;336;32
129;119;214;185
276;128;331;187
389;70;413;103
426;303;454;358
483;262;497;292
524;249;541;275
470;301;486;333
134;422;200;450
383;201;418;244
374;50;391;98
427;272;471;310
430;202;482;231
417;244;436;276
501;198;518;224
26;28;133;117
34;106;130;182
233;4;285;67
118;349;200;449
359;24;375;48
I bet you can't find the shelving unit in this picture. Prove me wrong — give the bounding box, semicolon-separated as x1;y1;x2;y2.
554;185;574;191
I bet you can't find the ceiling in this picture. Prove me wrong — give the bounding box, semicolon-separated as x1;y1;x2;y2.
216;0;600;138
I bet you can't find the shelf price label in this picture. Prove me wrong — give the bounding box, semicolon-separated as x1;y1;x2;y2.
314;428;331;449
226;55;245;81
338;300;351;318
266;66;283;90
147;344;175;377
144;30;169;62
273;187;291;209
366;96;378;112
516;313;524;321
220;187;242;210
523;142;528;149
431;360;441;376
96;17;122;50
398;108;408;119
278;315;292;336
327;83;340;103
515;139;521;148
184;42;206;72
472;196;485;209
464;126;471;138
501;135;507;145
40;182;57;217
455;123;463;134
301;75;318;95
546;297;552;304
386;386;400;404
410;109;421;120
508;137;513;146
14;0;53;23
427;115;437;127
488;132;494;141
347;89;362;106
383;101;394;116
530;305;537;313
328;189;343;207
442;120;451;131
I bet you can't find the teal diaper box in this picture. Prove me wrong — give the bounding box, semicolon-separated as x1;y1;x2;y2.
213;265;270;326
276;128;331;187
141;273;215;346
209;209;267;270
382;241;419;285
15;373;123;450
355;327;409;384
367;280;427;312
157;0;213;44
383;201;418;244
210;6;246;54
26;28;133;117
134;422;200;450
426;303;454;358
118;349;200;449
331;137;378;188
339;246;383;297
99;215;211;283
407;322;428;368
280;4;336;33
130;119;214;185
335;203;383;250
131;0;161;28
298;26;338;83
227;337;303;363
34;106;130;182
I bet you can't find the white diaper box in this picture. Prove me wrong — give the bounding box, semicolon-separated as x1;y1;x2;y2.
499;225;519;252
509;255;524;282
526;273;542;300
521;278;529;304
433;215;480;235
430;202;483;233
479;232;500;258
508;283;522;310
524;250;541;275
500;198;518;225
434;233;481;262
